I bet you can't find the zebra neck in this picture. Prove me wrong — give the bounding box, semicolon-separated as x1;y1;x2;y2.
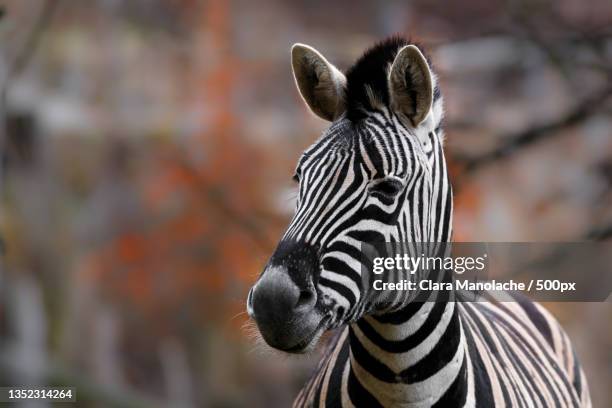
348;293;469;405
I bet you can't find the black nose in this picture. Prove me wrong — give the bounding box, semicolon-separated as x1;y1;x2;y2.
248;240;322;350
251;266;317;323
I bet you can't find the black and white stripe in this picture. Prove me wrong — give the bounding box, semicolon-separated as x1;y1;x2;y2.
250;37;591;407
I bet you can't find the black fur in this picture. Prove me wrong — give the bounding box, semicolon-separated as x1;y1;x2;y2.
343;35;436;122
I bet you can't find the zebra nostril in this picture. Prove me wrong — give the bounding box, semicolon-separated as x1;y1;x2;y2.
296;288;316;310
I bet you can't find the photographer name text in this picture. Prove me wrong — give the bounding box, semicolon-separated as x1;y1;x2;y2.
372;278;577;293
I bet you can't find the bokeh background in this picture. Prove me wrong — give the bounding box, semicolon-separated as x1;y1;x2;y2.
0;0;611;407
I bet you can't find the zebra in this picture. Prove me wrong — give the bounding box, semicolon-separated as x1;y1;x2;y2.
246;36;591;407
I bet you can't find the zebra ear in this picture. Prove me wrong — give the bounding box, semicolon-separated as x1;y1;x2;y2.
291;43;346;121
388;45;433;127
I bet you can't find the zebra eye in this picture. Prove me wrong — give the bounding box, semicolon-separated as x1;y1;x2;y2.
292;173;300;183
369;178;403;198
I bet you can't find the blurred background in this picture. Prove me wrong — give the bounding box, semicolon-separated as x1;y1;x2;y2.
0;0;610;407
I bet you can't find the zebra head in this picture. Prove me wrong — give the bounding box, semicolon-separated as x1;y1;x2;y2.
247;37;450;353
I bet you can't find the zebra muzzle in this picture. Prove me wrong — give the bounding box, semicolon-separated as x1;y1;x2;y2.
248;264;326;352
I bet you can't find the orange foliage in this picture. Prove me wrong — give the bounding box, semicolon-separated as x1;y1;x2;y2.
85;136;276;331
79;0;293;336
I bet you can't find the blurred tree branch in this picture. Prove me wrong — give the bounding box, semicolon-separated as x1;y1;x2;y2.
2;1;58;85
586;223;612;241
206;189;275;252
456;84;612;175
0;0;59;178
0;0;59;279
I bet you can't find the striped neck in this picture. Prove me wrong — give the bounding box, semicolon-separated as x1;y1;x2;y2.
346;119;469;405
348;288;469;405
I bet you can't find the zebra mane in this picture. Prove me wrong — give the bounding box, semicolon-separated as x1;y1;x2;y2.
344;35;438;122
